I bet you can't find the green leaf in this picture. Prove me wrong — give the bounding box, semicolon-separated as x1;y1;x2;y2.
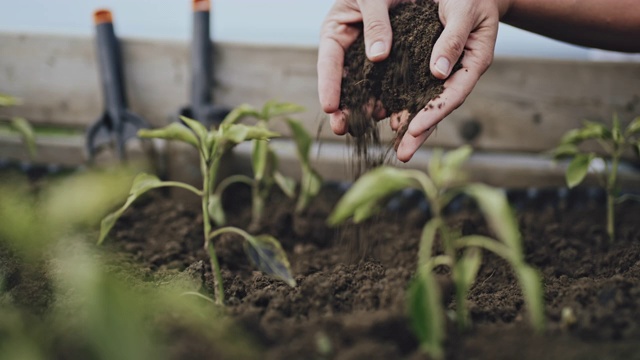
418;218;442;266
208;194;226;226
0;93;21;107
221;104;261;125
566;153;594;188
427;148;443;183
515;265;545;333
464;184;521;257
352;199;382;223
98;173;187;245
222;124;279;144
328;166;418;226
286;118;312;162
296;167;322;213
274;171;296;198
251;140;269;181
243;234;296;287
437;146;472;186
262;100;305;120
625;116;640;136
180;116;208;144
10;117;36;158
560;122;611;145
407;272;444;359
550;143;579;159
612;114;622;143
453;248;482;328
138;122;199;148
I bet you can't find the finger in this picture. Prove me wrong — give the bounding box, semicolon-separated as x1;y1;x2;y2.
390;113;400;130
330;109;348;135
407;66;481;137
357;0;393;61
318;34;347;114
372;99;387;120
396;127;436;162
430;17;473;79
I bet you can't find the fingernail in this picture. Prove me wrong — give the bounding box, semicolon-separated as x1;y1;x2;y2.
435;57;451;76
370;41;386;57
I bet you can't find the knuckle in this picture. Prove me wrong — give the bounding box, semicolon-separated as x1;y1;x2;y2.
364;18;389;38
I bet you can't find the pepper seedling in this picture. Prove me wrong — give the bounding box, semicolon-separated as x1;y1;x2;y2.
208;100;322;231
97;110;296;305
551;114;640;242
328;146;544;359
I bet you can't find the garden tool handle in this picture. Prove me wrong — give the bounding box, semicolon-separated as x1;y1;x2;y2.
191;0;213;119
94;9;128;122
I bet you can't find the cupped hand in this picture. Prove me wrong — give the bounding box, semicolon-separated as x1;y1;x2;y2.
318;0;406;135
318;0;510;162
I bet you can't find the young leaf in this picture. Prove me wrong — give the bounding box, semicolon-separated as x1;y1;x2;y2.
452;248;482;328
464;184;521;258
352;199;383;223
328;166;418;226
407;272;445;359
566;153;594;188
625;116;640;136
437;145;472;187
138;122;199;148
286;118;312;162
550;143;579;159
251;140;269;181
208;194;226;226
221;104;261;125
243;234;296;287
180;116;208;144
262;100;305;120
612;114;622;143
515;265;545;332
98;173;200;245
10;117;36;158
222;124;279;144
296;167;322;213
0;93;21;107
274;171;296;198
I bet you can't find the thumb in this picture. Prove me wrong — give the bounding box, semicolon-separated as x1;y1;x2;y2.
358;0;393;61
430;18;471;79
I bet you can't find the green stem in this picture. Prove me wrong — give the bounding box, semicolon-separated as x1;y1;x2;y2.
606;150;620;242
214;174;253;197
201;156;224;305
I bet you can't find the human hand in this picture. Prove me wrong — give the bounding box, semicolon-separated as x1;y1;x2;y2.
318;0;510;162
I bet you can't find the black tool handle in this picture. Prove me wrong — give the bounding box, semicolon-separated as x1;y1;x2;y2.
94;9;127;126
190;0;213;122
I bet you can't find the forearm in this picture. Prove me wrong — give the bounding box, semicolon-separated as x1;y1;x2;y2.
501;0;640;53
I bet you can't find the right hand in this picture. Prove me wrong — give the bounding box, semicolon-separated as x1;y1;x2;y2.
318;0;511;162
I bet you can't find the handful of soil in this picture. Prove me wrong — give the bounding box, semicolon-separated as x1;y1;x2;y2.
340;0;460;149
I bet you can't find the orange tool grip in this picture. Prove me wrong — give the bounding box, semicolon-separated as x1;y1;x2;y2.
93;9;113;25
193;0;210;12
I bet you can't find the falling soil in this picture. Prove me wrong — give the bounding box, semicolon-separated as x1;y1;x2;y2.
340;0;462;163
96;185;640;359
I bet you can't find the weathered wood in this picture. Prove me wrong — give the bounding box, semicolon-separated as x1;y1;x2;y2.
0;33;639;189
1;33;639;158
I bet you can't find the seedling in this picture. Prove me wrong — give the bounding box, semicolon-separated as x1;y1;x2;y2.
0;93;36;158
551;114;640;242
328;146;544;358
209;101;322;230
97;110;296;305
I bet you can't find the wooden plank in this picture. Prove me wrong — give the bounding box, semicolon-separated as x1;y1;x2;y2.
0;33;639;159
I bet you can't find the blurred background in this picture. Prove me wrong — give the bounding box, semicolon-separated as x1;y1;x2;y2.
1;0;638;60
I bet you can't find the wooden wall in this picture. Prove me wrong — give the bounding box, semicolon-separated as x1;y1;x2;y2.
1;33;639;187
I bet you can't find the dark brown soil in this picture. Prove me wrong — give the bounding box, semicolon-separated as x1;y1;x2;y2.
104;185;640;360
340;0;461;148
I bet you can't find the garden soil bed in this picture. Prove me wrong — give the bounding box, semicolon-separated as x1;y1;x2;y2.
104;185;640;360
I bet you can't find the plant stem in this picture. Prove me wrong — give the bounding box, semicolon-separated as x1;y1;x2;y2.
201;155;224;305
606;150;620;242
